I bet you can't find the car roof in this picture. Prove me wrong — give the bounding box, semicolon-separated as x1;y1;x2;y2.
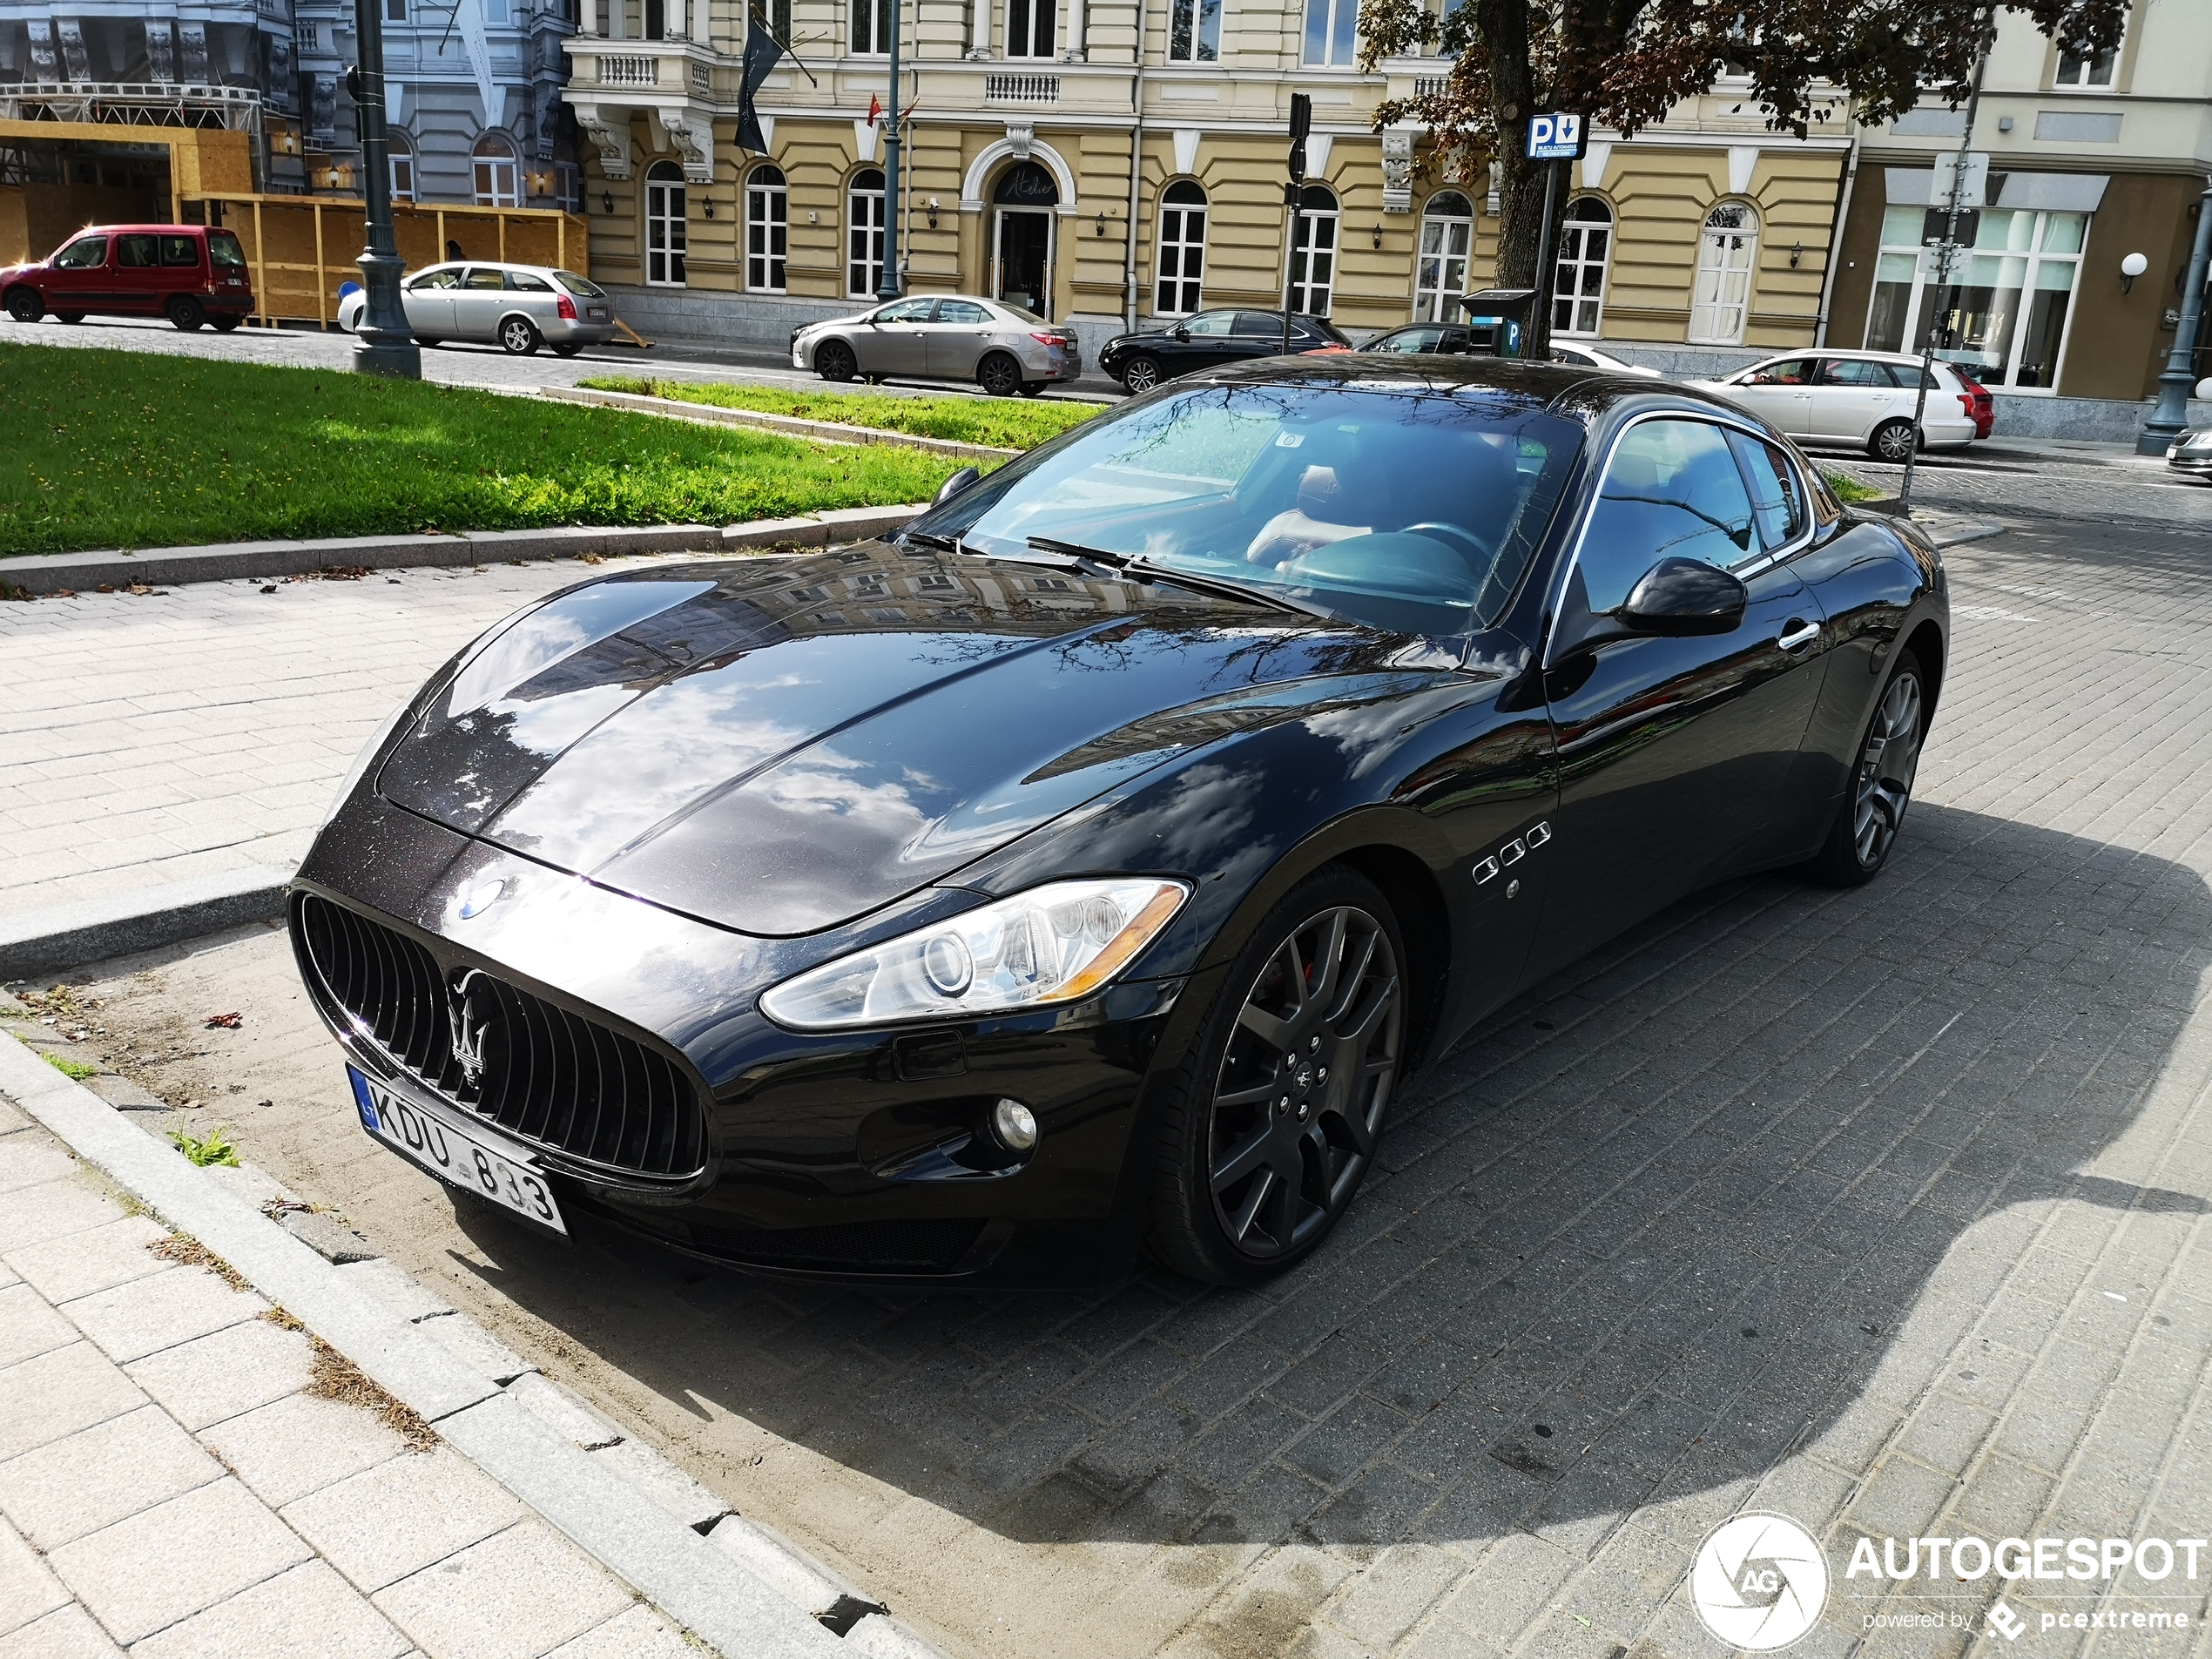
1181;351;1734;421
66;224;209;234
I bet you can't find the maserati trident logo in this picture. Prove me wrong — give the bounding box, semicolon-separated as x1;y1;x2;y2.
448;970;494;1089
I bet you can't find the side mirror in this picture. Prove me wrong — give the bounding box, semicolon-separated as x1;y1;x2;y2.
1171;324;1189;341
1617;556;1749;637
933;465;981;505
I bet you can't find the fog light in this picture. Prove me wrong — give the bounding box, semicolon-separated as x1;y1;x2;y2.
990;1098;1038;1152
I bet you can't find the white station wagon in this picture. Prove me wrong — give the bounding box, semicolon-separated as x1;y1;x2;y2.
338;261;617;356
1690;348;1991;461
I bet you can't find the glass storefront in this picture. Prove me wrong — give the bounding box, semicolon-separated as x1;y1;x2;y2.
1864;204;2087;391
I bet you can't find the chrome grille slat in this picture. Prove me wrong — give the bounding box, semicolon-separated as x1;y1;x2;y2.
297;894;705;1180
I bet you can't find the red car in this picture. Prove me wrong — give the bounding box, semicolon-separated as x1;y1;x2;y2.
2;223;255;333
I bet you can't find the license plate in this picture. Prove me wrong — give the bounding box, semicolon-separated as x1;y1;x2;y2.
587;306;608;319
348;1066;566;1234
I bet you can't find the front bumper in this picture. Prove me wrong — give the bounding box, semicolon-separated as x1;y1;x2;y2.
292;791;1184;1285
2170;455;2212;476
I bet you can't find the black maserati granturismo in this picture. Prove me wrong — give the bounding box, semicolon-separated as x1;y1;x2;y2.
292;355;1946;1287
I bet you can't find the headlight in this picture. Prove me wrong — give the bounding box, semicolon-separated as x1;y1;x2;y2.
316;696;416;832
759;877;1190;1032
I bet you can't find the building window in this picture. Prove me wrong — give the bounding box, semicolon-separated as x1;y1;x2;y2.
482;0;509;21
751;0;792;42
1864;203;2087;391
1413;189;1471;322
1303;0;1356;66
388;133;415;202
1287;183;1338;315
1168;0;1218;61
1689;201;1757;344
747;163;787;292
383;0;405;21
554;160;581;211
1008;0;1054;59
472;132;520;206
850;0;890;53
847;166;886;296
2054;34;2118;88
646;158;686;285
1552;196;1612;336
1155;179;1205;314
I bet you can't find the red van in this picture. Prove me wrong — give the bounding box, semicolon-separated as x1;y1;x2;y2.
1;224;255;332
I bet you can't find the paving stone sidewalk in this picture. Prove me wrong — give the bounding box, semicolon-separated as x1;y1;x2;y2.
0;1103;695;1659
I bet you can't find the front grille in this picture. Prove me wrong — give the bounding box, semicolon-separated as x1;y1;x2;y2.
687;1217;987;1273
298;893;706;1180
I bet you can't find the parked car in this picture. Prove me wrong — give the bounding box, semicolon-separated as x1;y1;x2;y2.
790;296;1081;396
336;262;617;356
2165;428;2212;481
1360;322;1662;376
1;223;253;332
1691;349;1987;460
295;354;1946;1288
1101;309;1352;392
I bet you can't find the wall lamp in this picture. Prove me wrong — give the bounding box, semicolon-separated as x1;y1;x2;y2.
2121;251;2148;293
1095;210;1107;236
1371;224;1383;249
927;196;941;229
701;195;714;218
602;190;614;214
1790;241;1803;268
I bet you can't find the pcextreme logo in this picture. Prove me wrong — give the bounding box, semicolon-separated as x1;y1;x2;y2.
1690;1513;1830;1650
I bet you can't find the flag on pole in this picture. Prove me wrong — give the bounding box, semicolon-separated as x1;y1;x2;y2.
867;92;882;126
736;24;790;154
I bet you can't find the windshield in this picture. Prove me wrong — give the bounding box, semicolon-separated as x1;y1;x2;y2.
554;269;606;297
909;380;1581;636
206;231;246;271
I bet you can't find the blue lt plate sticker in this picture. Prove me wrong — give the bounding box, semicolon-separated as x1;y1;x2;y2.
349;1067;381;1131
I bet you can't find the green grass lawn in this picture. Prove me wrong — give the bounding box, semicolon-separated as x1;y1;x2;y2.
1823;469;1885;504
0;344;966;556
577;375;1102;452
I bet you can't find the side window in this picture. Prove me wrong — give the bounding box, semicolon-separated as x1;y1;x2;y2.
509;272;553;292
462;268;506;290
1233;311;1290;337
936;300;989;325
158;235;202;267
116;235;160;268
1181;311;1236;336
1742;357;1812;386
1576;420;1758;612
52;236;108;269
1728;430;1809;553
1816;358;1897;388
873;298;937;323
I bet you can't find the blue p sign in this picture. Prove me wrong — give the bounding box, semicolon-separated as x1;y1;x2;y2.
1527;113;1582;160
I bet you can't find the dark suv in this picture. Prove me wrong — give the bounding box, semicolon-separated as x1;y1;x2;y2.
1100;309;1350;392
2;224;255;332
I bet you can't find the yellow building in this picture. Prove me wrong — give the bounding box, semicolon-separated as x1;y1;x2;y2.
559;0;1852;368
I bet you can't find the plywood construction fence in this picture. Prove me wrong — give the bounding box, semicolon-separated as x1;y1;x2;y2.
0;120;253;266
182;196;590;327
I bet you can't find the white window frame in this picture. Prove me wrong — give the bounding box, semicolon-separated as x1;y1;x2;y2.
1302;0;1356;66
1166;0;1219;62
2054;29;2120;89
746;164;787;293
1006;0;1054;60
472;133;520;207
1861;204;2087;395
1689;201;1757;345
1551;197;1612;338
388;145;415;203
849;0;889;55
1413;190;1471;322
1155;181;1206;315
1287;187;1339;316
847;170;886;297
645;163;687;286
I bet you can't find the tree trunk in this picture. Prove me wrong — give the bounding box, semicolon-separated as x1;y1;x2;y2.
1477;0;1548;291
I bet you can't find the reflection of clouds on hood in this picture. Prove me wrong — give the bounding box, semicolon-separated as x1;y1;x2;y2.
753;748;933;843
1148;761;1261;871
448;581;714;714
1304;682;1482;780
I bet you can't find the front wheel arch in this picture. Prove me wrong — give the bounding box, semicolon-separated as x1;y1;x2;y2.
1902;618;1946;715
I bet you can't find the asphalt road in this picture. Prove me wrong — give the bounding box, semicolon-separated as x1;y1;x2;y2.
30;456;2212;1658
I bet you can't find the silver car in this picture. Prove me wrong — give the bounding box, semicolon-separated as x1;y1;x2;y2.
336;261;617;357
791;294;1081;396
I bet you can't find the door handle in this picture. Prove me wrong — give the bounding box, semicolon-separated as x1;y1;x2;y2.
1777;619;1821;652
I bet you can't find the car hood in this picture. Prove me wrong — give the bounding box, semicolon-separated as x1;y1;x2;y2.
795;312;872;337
374;544;1426;937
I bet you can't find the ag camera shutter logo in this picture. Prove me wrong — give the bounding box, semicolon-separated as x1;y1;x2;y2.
1690;1513;1830;1650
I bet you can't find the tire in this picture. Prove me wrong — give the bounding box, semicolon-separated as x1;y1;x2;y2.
551;341;583;358
1018;381;1044;397
1146;865;1407;1285
54;310;84;325
977;352;1023;397
1869;419;1919;462
415;336;443;348
499;316;541;355
166;295;205;331
1806;650;1928;887
211;315;240;334
816;339;857;382
3;288;43;324
1121;354;1163;394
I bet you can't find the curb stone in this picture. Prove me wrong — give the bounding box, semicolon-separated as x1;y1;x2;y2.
0;865;296;983
0;1011;946;1659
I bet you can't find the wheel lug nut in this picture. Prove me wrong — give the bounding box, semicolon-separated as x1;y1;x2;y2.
1318;1067;1327;1081
1309;1036;1320;1051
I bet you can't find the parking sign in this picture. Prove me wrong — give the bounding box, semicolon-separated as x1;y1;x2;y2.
1527;113;1584;161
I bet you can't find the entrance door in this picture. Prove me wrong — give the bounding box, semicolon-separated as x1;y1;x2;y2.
995;208;1053;318
645;163;686;287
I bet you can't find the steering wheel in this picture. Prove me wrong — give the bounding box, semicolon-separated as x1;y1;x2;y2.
1401;521;1495;566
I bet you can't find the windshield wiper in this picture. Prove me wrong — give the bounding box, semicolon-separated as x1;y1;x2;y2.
904;527;1086;570
1026;536;1336;620
900;528;968;554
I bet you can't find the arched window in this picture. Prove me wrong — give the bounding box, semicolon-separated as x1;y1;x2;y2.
745;164;786;293
1413;189;1471;321
847;166;885;298
645;158;686;286
1552;196;1612;337
387;129;415;203
471;131;519;206
1689;201;1757;344
1286;183;1338;317
1155;179;1206;315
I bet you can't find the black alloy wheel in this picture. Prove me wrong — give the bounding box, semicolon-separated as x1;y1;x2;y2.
1810;651;1926;886
1870;419;1919;462
816;339;857;382
166;295;205;331
3;289;42;323
501;317;541;355
1149;867;1405;1284
977;352;1023;397
1121;354;1163;393
55;310;84;325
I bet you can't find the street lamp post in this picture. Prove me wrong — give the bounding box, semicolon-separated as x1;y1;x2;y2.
876;0;904;301
349;0;421;378
2138;177;2212;455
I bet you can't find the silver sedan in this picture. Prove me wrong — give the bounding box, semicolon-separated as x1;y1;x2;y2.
791;295;1081;396
337;261;618;356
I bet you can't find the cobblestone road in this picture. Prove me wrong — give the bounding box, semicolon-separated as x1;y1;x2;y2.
26;469;2212;1658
